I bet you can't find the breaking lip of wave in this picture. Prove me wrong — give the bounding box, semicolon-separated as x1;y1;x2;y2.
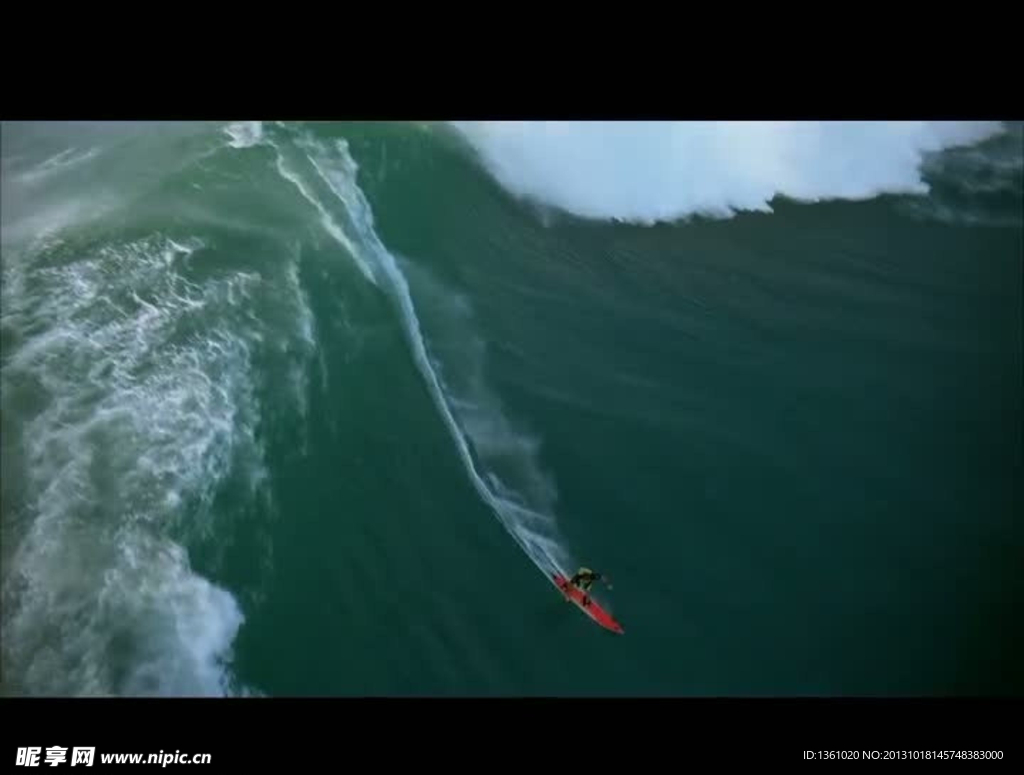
447;121;1011;224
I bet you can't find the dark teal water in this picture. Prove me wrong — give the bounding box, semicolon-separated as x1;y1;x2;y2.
2;121;1020;696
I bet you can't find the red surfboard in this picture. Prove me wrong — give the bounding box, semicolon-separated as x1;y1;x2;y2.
553;572;624;634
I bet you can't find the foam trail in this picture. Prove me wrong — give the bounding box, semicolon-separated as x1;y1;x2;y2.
269;129;571;579
15;147;101;184
448;121;1008;223
272;154;376;284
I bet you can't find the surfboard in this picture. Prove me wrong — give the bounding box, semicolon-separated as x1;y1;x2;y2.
553;572;624;634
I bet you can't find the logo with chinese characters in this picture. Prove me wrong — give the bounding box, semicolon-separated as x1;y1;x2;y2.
16;748;94;767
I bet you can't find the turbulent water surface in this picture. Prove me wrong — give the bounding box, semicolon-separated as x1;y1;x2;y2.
1;120;1021;696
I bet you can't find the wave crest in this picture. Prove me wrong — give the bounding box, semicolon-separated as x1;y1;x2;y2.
449;121;1008;223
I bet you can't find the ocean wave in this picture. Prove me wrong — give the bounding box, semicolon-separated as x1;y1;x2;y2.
448;121;1009;224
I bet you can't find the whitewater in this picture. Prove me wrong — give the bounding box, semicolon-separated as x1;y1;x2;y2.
448;121;1009;222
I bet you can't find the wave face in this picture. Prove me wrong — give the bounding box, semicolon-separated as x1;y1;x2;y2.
265;124;573;581
449;121;1009;223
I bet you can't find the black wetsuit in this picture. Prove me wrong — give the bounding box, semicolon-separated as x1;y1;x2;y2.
570;568;601;595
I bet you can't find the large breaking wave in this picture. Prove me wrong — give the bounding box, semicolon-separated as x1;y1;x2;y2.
448;121;1010;223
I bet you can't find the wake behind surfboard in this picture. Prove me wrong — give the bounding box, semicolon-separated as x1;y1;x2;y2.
553;573;624;634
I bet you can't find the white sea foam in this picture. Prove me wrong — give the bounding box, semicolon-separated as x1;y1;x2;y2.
224;121;264;149
449;121;1008;223
1;226;313;695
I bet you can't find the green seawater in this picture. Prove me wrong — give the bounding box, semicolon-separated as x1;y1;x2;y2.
1;120;1021;696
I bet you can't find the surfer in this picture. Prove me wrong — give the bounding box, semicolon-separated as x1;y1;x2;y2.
553;566;624;633
567;567;607;607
